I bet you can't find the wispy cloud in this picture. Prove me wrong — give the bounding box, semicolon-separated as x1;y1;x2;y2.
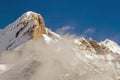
84;27;95;34
82;27;96;38
56;26;74;35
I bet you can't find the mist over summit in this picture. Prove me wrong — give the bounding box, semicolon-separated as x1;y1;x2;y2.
0;11;120;80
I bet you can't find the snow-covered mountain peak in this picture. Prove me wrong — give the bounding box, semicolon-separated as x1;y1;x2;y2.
24;11;37;17
0;11;120;79
0;11;60;52
74;37;120;55
100;39;120;54
0;11;120;56
103;39;118;46
20;11;43;23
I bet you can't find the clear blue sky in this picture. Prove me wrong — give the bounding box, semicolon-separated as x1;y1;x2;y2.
0;0;120;43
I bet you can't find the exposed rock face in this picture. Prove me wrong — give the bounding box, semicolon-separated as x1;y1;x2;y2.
19;11;47;39
14;11;47;39
74;38;96;53
74;38;117;55
88;38;99;48
30;13;47;39
0;11;59;52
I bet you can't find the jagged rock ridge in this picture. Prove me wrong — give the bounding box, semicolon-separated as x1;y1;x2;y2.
74;37;120;55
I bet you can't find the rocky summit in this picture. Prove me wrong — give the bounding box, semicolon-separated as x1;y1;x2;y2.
0;11;59;52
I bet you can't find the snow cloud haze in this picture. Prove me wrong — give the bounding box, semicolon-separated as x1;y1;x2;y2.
0;35;117;80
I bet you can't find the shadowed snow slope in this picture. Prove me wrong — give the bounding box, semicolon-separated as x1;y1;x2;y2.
0;11;120;80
